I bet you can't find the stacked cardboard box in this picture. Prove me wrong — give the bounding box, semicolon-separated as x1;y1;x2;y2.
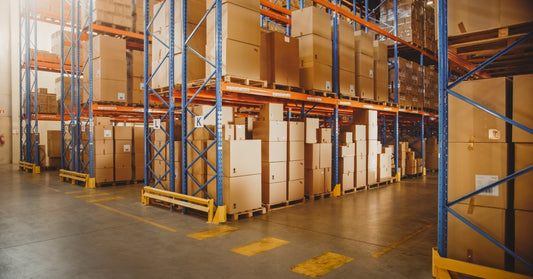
128;50;144;105
234;116;255;139
206;0;260;79
292;6;332;91
338;21;355;98
82;117;114;183
353;110;378;185
287;121;305;201
423;4;436;54
378;146;392;182
404;150;417;175
132;127;144;181
390;57;423;107
260;30;300;87
134;0;156;33
303;118;329;196
373;41;389;102
83;0;133;29
254;104;288;205
31;88;58;114
448;77;510;270
46;130;61;169
423;66;438;111
352;125;367;188
114;126;133;182
425;137;438;171
50;31;71;57
339;131;355;191
354;31;375;99
379;0;424;47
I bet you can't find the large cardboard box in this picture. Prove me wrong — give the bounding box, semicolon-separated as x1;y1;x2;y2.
341;172;355;191
91;78;127;104
305;118;320;143
450;77;507;143
206;0;259;12
355;75;374;100
340;70;356;97
449;143;507;209
317;128;331;143
377;153;391;181
305;143;320;169
262;161;287;183
300;62;332;91
340;156;355;174
93;153;113;169
448;204;505;270
205;39;260;80
339;142;355;157
324;167;332;191
95;168;114;183
354;30;374;57
515;210;533;276
47;130;61;158
288;179;305;201
513;74;533;143
355;53;374;78
93;35;126;59
288;141;304;161
339;20;355;71
206;2;260;46
355;169;366;188
94;57;127;82
262;141;287;162
355;154;366;171
353;125;366;141
367;140;378;170
373;40;388;62
305;168;325;196
222;174;262;214
288;160;304;181
514;144;533;211
355;140;367;157
263;181;287;204
253;121;287;142
206;140;261;177
114;126;132;140
260;31;300;87
291;6;332;39
259;103;284;121
367;168;377;185
319;143;332;169
288;121;305;142
353;110;378;140
298;34;332;67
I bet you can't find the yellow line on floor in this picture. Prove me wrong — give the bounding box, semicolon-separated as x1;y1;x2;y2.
46;187;61;192
65;190;90;194
93;203;176;232
372;223;433;258
87;196;124;203
75;193;110;198
291;252;353;278
231;237;289;256
187;225;238;240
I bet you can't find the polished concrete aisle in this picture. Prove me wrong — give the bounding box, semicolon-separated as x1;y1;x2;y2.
0;165;437;278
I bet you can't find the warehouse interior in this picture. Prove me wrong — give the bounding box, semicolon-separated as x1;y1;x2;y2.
1;0;533;278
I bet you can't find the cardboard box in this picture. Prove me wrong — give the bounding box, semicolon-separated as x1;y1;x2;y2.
450;77;507;143
341;172;355;191
93;57;127;82
291;6;332;39
253;120;287;142
317;128;331;143
300;63;332;91
222;124;235;141
95;168;114;183
288;121;305;142
262;141;287;162
298;34;332;67
353;110;378;140
513;74;533;143
207;140;261;177
367;140;378;170
288;160;304;181
114;126;132;140
94;154;114;169
355;53;374;78
305;143;320;170
115;167;132;182
206;0;259;12
324;167;332;191
206;2;260;46
340;132;353;144
259;103;284;121
340;156;355;174
378;153;391;181
514;144;533;211
221;174;262;214
355;75;374;100
515;210;533;276
262;161;287;183
319;143;332;169
93;35;126;59
340;69;356;97
305;118;320;143
91;78;127;104
355;154;366;171
288;179;305;201
339;142;355;157
260;31;300;87
355;169;366;188
234;125;246;140
449;143;507;209
367;168;377;185
448;204;505;270
47;130;61;158
373;40;388;62
262;181;287;205
353;125;366;141
206;39;260;80
305;168;325;196
355;140;367;157
354;30;374;56
288;141;305;161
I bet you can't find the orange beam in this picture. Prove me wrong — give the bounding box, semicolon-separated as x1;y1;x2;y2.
260;0;292;15
261;8;291;25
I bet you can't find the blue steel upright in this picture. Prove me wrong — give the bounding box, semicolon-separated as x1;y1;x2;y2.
31;0;39;168
331;0;339;189
393;0;399;177
168;0;176;192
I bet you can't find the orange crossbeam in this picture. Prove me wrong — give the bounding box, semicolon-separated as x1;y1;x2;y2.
260;8;291;25
260;0;292;15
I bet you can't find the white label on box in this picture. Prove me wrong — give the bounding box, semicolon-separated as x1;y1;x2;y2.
475;175;499;196
123;144;131;152
195;116;204;128
139;82;144;90
81;125;86;132
350;85;354;93
488;129;501;140
153;119;161;129
369;70;374;78
96;70;101;78
326;81;331;91
104;129;112;138
284;36;290;43
117;92;126;100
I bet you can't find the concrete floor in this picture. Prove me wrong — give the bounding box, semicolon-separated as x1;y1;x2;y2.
0;165;438;278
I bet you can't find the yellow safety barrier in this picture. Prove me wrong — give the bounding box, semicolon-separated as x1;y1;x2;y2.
19;161;40;174
432;248;533;279
59;169;95;189
141;186;216;223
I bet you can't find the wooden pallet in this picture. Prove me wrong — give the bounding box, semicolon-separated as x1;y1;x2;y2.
90;101;128;106
427;169;438;173
305;192;331;201
356;186;367;192
94;20;133;32
95;180;135;187
359;98;380;105
342;188;356;195
228;207;267;221
223;76;267;88
268;83;304;93
263;198;305;212
305;89;336;98
367;178;395;190
340;95;359;101
379;101;399;108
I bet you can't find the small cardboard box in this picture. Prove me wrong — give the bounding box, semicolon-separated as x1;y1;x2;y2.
259;103;284;122
288;179;304;201
291;6;332;39
288;141;305;161
317;128;331;143
305;168;325;196
262;141;288;163
253;120;287;142
319;143;332;169
288;121;305;142
262;161;287;183
288;160;304;181
305;118;320;144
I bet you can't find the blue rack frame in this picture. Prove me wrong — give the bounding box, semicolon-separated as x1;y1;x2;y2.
437;0;533;271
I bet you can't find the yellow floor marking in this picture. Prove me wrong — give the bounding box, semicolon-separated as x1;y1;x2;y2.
372;223;433;258
93;203;176;232
187;225;238;240
231;237;290;256
291;252;353;278
46;187;61;192
75;193;110;198
65;190;90;194
87;196;124;203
